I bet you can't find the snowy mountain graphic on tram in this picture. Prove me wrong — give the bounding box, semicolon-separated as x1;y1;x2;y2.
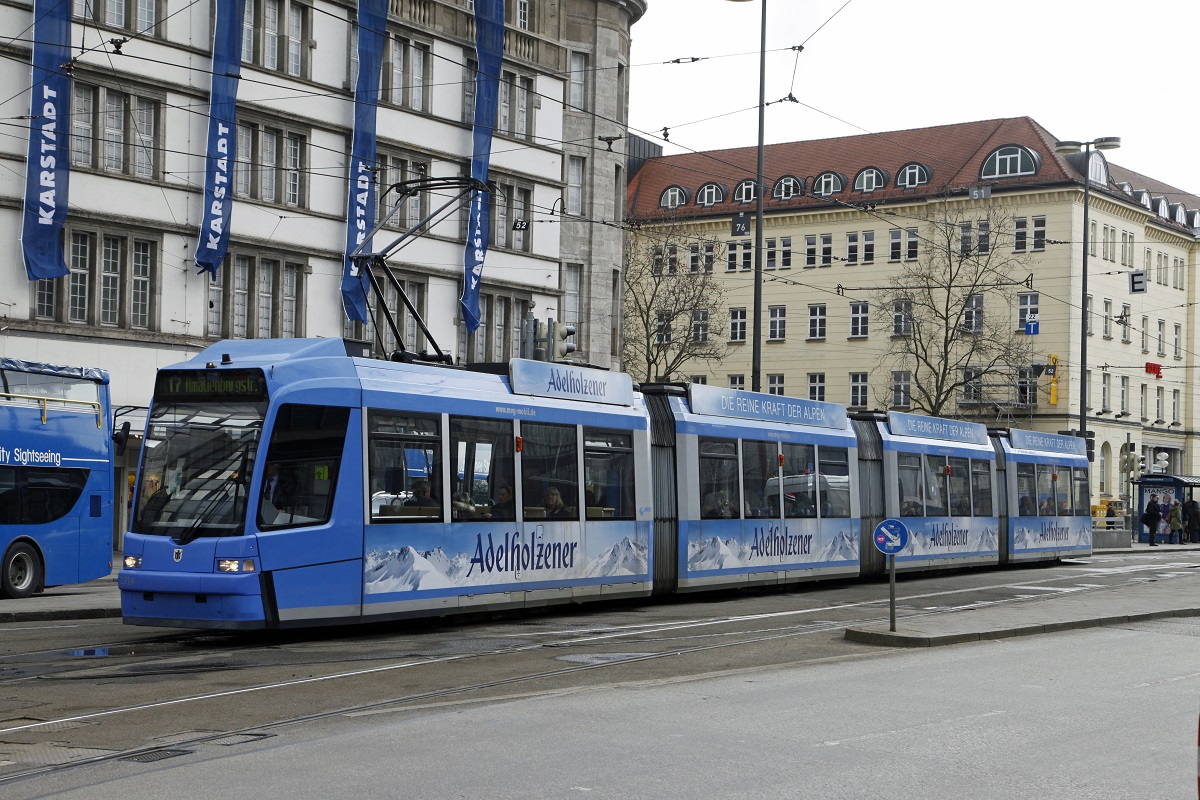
818;528;859;561
583;537;648;577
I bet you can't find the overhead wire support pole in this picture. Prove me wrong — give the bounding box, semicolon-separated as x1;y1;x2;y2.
751;0;767;393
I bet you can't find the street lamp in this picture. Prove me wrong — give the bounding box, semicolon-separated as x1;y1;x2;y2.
727;0;767;392
1052;135;1120;457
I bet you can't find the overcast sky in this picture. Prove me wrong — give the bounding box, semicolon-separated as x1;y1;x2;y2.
627;0;1200;200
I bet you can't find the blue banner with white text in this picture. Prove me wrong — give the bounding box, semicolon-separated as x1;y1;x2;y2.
193;0;246;276
21;0;73;281
340;0;388;322
458;0;504;333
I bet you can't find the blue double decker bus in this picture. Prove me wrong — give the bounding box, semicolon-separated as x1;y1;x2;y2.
1;358;116;598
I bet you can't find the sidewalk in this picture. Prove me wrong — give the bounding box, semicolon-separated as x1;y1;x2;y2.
3;544;1198;633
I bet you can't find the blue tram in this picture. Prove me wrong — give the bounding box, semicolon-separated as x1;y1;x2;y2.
119;339;1091;629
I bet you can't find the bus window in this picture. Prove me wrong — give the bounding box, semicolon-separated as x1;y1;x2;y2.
1016;463;1036;516
948;457;971;516
259;405;350;529
0;466;88;525
450;417;514;521
521;422;578;519
699;438;739;519
1072;468;1089;517
817;446;850;518
924;455;948;517
971;459;993;516
898;453;923;517
781;443;816;519
1035;464;1054;516
367;411;442;523
742;441;778;519
583;428;635;520
1054;466;1071;515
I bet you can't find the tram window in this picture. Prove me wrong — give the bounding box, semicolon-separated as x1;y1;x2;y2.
818;446;850;518
1054;466;1071;515
780;443;816;518
449;417;514;521
898;453;923;517
521;422;579;519
0;466;89;525
970;459;993;516
1072;468;1089;517
924;455;948;517
1035;464;1054;516
1016;463;1036;516
699;438;739;519
947;457;971;516
259;404;350;530
583;428;635;520
367;411;442;523
742;441;778;519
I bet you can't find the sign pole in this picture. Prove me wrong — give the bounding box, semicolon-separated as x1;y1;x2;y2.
873;519;910;634
889;553;896;632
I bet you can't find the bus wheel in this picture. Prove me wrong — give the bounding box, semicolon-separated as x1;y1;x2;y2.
2;542;41;599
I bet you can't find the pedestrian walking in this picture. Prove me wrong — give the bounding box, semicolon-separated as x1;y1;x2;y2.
1185;498;1200;544
1167;499;1184;544
1142;494;1162;546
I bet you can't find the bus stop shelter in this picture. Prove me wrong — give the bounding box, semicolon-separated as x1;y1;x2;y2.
1132;474;1200;543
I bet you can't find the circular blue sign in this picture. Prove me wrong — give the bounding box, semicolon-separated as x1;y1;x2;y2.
873;518;910;555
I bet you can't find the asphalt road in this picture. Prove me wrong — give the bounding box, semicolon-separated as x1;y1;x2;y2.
1;550;1197;798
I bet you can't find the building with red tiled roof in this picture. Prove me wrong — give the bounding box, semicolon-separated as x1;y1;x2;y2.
623;117;1200;508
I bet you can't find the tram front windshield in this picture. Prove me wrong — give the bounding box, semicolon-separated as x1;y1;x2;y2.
133;401;265;539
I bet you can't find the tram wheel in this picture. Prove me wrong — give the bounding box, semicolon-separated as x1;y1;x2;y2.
1;541;42;599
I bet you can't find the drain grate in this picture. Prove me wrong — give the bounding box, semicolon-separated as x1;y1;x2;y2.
208;733;275;747
0;699;42;714
123;749;193;763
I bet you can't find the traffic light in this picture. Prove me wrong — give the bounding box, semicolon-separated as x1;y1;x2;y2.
547;319;576;362
1137;455;1148;475
519;316;541;360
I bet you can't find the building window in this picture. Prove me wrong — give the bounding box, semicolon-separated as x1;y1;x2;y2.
660;186;686;209
491;180;533;252
732;180;757;204
846;232;858;265
655;310;671;344
1013;217;1027;252
774;176;802;199
812;172;843;197
1172;390;1180;424
1120;304;1131;342
768;374;784;396
1032;216;1046;251
238;0;310;77
821;234;833;266
1120;376;1129;414
39;226;159;329
377;151;428;231
905;227;918;260
892;371;911;407
729;307;746;342
805;235;817;268
779;237;791;268
566;156;585;215
1018;293;1038;329
769;305;786;340
515;0;529;29
1141;316;1148;353
691;310;709;343
697;183;724;206
1157;319;1165;356
1017;368;1037;406
568;51;587;111
208;252;304;339
496;69;534;138
233;117;307;207
74;0;159;35
691;376;707;385
1174;323;1182;358
849;302;868;337
980;145;1040;178
729;374;745;391
896;162;929;188
1102;299;1112;338
1100;372;1111;412
962;294;983;333
689;243;714;273
70;83;159;178
853;168;886;193
808;373;825;401
807;304;825;339
892;299;912;336
388;35;431;112
862;231;874;263
889;229;901;261
850;372;868;408
962;367;982;403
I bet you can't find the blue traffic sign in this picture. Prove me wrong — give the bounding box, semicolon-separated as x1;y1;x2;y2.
873;518;910;555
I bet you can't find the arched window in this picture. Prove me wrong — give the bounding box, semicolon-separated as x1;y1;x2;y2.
659;186;687;209
1155;198;1169;218
732;179;758;204
773;175;803;200
1087;152;1108;184
896;162;930;189
853;167;887;193
980;145;1041;178
812;172;844;197
696;183;724;207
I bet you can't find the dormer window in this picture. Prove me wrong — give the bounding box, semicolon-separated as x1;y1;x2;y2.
773;175;803;200
1171;204;1187;225
1155;198;1169;218
1135;190;1152;209
732;179;758;204
980;145;1041;178
896;162;930;189
853;167;887;193
659;186;687;209
812;172;844;198
696;182;724;207
1118;181;1133;195
1087;152;1108;184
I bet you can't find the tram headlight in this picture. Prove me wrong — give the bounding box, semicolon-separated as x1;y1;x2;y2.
123;555;142;569
217;559;256;573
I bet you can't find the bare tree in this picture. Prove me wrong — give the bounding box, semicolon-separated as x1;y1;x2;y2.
621;221;729;382
873;204;1042;419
